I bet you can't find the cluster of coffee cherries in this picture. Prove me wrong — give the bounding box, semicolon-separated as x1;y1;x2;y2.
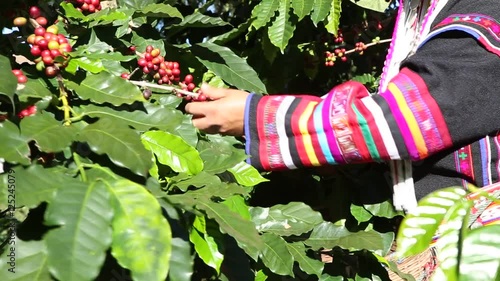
66;0;102;14
28;6;48;27
18;105;37;119
28;25;72;77
178;75;208;102
12;69;28;84
324;48;347;67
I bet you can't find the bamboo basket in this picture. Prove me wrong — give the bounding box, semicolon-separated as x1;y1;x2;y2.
385;243;438;281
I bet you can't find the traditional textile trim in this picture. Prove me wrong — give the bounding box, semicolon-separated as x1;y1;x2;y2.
454;145;475;189
480;136;492;186
420;14;500;56
245;70;452;170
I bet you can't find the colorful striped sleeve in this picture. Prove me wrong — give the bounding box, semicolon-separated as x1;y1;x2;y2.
244;67;453;171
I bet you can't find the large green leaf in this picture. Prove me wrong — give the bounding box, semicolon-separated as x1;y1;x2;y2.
291;0;314;20
170;171;221;192
137;3;183;18
77;104;185;132
44;180;113;281
20;113;77;152
0;55;17;102
459;225;500;281
16;79;54;102
223;195;252;220
311;0;333;25
65;72;145;106
11;165;74;208
117;0;156;10
228;161;269;187
0;239;51;281
260;233;294;277
168;238;193;281
169;13;230;29
349;0;390;13
285;242;324;277
197;135;248;174
305;221;394;256
190;216;224;273
141;130;203;175
108;179;172;281
251;0;280;30
0;120;30;165
66;57;105;74
77;119;152;177
268;0;296;53
324;0;342;35
192;42;267;94
250;202;324;236
196;199;263;261
396;187;467;258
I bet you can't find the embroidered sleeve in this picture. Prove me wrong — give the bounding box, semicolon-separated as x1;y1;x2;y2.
244;68;453;171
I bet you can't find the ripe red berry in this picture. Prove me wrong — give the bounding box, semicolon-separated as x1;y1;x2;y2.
34;27;46;36
12;69;23;76
17;75;28;83
184;74;194;84
145;45;153;53
187;83;195;91
29;6;41;19
121;73;129;79
31;45;42;57
45;66;58;77
36;17;48;27
137;58;147;67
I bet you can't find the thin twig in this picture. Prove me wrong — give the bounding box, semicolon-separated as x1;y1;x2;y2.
345;38;392;55
128;80;199;98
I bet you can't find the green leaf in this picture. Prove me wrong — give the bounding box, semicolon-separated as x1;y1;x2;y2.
0;239;51;281
65;72;145;106
0;55;17;102
190;216;224;273
77;104;185;132
192;42;267;94
170;13;230;29
117;0;156;10
255;270;268;281
459;225;500;281
268;0;296;53
324;0;342;35
285;242;324;277
16;79;54;102
305;221;394;256
364;200;401;219
66;57;105;74
228;161;269;187
196;200;263;261
251;0;280;30
250;202;324;236
170;171;221;192
131;32;166;56
108;179;172;281
396;187;467;257
10;165;74;208
291;0;314;20
137;3;183;18
44;180;113;281
20;113;77;152
0;120;30;165
223;195;252;221
349;0;390;13
77;119;152;177
141;130;203;175
260;233;294;277
350;204;373;223
60;2;86;19
311;0;333;25
168;238;194;281
197;135;248;174
319;274;344;281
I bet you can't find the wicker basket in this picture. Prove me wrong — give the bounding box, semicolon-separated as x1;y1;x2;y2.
385;243;438;281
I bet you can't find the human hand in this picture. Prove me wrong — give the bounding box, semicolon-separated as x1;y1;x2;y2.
184;84;250;136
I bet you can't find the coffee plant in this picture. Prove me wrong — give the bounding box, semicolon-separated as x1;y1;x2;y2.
3;0;498;281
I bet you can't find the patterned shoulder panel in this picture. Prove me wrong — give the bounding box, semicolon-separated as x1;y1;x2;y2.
419;13;500;56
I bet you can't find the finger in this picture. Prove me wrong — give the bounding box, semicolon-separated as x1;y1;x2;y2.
191;116;220;134
184;100;209;116
200;83;231;100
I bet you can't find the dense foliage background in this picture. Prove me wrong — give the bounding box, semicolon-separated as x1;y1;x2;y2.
1;0;499;281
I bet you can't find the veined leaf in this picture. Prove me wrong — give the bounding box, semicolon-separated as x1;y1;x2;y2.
459;225;500;281
141;130;203;175
319;275;344;281
44;180;113;281
197;135;248;174
311;0;333;25
168;238;194;281
190;216;224;273
77;119;152;177
250;202;324;236
117;0;155;10
137;3;183;18
349;0;390;13
77;104;185;132
291;0;314;20
169;13;229;29
16;79;54;102
66;57;105;74
228;161;269;187
223;195;252;221
251;0;280;30
260;233;294;277
396;187;467;258
268;0;296;53
196;200;263;261
285;242;324;277
192;42;267;94
0;55;17;102
108;179;172;281
0;120;31;165
131;32;166;57
65;72;145;106
20;113;77;152
0;239;51;281
324;0;342;35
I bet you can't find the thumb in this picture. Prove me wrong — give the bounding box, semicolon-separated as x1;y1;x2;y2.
199;83;229;100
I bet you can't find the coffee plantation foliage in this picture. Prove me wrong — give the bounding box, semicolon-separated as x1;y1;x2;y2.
0;0;443;280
